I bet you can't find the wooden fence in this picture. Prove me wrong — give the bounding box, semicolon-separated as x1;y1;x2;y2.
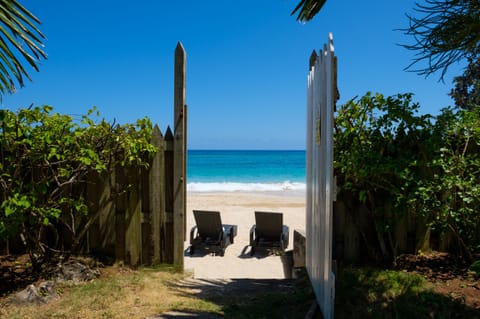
84;42;187;268
1;43;187;269
305;33;337;319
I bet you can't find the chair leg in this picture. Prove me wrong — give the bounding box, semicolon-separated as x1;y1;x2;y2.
250;247;255;256
190;246;195;255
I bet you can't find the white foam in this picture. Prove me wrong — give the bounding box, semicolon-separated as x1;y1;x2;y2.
187;181;306;193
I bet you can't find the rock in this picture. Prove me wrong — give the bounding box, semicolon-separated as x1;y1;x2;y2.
38;281;57;301
9;281;57;305
6;258;99;307
55;260;100;283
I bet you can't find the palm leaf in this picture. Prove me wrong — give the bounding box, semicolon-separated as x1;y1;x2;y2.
291;0;327;22
0;33;25;81
0;0;46;95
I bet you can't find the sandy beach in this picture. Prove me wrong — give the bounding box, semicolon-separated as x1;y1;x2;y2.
184;192;306;279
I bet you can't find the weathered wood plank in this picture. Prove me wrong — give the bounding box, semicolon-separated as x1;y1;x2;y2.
173;42;186;269
86;172;100;253
141;164;152;265
115;166;126;263
183;104;188;238
164;127;174;263
124;166;142;266
149;125;165;265
89;172;115;257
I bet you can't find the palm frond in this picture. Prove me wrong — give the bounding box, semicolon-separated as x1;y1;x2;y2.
291;0;327;22
0;0;46;95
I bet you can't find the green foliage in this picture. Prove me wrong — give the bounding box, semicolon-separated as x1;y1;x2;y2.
0;0;47;95
450;54;480;111
335;267;478;318
0;105;156;265
335;92;433;258
335;93;480;260
469;260;480;276
336;92;432;191
401;0;479;80
408;107;480;257
291;0;327;22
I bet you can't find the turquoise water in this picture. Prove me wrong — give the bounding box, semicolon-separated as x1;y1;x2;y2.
187;150;306;193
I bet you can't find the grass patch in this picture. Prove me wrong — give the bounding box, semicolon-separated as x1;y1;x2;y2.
0;264;222;319
335;267;479;319
221;288;314;318
1;264;478;319
211;279;315;319
0;265;315;319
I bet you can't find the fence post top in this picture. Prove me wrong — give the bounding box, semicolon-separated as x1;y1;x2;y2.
152;124;163;139
309;50;318;71
328;33;334;52
175;42;186;56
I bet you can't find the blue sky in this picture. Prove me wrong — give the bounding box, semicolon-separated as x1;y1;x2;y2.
2;1;463;150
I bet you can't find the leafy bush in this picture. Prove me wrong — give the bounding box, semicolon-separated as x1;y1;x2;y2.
409;107;480;258
469;260;480;276
335;93;480;261
335;92;433;259
0;106;156;267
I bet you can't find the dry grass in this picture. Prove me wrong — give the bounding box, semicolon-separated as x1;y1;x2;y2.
5;258;475;318
0;265;221;319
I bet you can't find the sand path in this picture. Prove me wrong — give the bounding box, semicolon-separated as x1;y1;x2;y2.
184;192;306;279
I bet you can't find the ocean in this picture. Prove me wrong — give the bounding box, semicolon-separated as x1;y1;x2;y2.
187;150;306;193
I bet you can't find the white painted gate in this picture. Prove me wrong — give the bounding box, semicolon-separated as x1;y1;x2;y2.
306;33;337;319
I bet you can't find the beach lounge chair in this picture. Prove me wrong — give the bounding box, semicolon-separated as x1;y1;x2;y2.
249;211;289;256
189;210;237;256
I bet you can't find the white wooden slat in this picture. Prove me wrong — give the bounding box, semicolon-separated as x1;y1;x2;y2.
305;33;336;319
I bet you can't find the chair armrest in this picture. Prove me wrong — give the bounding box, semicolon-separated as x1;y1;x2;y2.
249;224;256;246
190;226;198;245
218;229;224;243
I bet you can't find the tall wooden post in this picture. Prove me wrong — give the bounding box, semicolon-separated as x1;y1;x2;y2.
173;42;187;268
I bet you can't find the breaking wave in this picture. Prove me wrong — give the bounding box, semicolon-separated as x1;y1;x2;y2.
187;181;306;193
